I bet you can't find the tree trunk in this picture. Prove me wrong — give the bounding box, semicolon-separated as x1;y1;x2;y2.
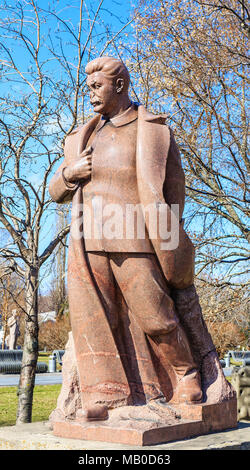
55;209;68;317
16;266;39;424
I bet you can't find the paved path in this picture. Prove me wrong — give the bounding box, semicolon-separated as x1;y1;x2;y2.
0;372;62;387
0;368;233;387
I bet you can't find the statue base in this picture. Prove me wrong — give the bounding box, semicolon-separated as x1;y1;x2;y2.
52;398;237;446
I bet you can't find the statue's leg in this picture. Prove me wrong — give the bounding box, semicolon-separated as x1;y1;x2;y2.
150;326;202;404
68;247;132;418
110;253;202;404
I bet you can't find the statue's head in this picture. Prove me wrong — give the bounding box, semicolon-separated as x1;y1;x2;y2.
85;56;130;117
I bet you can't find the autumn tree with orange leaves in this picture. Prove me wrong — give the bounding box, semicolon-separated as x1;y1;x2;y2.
132;0;249;287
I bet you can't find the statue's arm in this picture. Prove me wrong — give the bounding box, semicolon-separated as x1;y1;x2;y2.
49;125;93;204
163;127;185;220
49;161;79;204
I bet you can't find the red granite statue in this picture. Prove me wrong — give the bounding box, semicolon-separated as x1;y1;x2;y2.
49;57;236;443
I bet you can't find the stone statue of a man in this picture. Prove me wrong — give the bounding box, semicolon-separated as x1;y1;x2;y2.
7;309;20;350
49;57;234;423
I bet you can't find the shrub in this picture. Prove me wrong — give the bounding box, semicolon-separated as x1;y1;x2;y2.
38;315;71;350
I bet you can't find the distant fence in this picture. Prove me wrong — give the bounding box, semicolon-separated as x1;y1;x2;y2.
0;350;48;374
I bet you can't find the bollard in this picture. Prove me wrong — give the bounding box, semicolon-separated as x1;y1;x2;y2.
49;354;57;373
224;353;230;368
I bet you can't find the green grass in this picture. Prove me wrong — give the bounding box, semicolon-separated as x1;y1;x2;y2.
0;384;61;426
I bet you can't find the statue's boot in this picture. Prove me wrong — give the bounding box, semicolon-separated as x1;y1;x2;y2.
153;324;203;404
76;404;109;422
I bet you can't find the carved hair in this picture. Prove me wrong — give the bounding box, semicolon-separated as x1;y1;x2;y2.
85;56;130;92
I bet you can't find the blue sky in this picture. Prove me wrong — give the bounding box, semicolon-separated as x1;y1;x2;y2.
0;0;248;294
0;0;136;293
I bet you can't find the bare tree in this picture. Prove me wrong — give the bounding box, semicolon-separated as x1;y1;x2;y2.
133;0;249;286
195;278;249;355
0;0;133;423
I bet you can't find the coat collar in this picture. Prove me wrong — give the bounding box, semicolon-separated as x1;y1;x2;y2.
137;103;167;124
96;102;138;131
69;103;167;137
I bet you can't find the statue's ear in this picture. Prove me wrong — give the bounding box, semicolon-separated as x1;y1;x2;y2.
116;78;124;94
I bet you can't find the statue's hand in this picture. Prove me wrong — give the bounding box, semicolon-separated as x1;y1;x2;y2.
63;146;92;182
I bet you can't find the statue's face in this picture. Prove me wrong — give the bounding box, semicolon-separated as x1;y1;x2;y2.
87;71;121;117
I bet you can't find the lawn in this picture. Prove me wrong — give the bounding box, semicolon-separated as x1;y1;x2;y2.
0;384;61;426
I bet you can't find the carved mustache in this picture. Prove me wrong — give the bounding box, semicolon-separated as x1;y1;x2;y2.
90;100;103;106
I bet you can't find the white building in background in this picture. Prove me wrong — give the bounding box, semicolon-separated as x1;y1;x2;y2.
38;311;56;325
0;312;57;346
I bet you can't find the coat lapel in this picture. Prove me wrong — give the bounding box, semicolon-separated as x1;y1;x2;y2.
136;104;170;203
64;114;100;163
136;104;195;289
76;115;100;157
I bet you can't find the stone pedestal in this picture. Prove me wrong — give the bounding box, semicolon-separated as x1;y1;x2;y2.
52;398;237;446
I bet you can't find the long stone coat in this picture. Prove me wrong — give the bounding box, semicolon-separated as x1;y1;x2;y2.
49;105;233;408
